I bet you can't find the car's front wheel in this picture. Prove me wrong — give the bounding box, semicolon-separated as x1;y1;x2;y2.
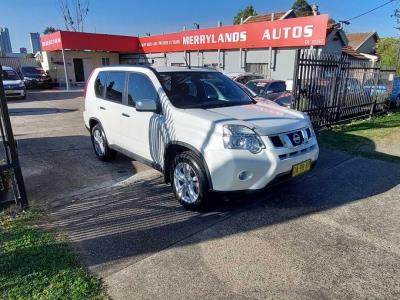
171;151;209;210
90;123;116;161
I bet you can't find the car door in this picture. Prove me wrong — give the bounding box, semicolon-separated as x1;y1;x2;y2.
120;71;162;163
95;71;126;146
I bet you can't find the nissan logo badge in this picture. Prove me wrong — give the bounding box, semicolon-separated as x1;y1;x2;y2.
292;133;301;145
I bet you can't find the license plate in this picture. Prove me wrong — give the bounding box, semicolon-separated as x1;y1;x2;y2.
292;160;311;177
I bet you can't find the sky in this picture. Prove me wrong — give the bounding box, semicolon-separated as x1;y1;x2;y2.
2;0;399;52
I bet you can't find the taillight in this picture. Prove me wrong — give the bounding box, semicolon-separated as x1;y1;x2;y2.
84;70;95;98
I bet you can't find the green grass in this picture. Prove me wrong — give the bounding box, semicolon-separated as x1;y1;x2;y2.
318;110;400;162
0;207;106;300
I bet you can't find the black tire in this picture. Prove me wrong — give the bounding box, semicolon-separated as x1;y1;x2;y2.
170;151;209;210
90;123;116;161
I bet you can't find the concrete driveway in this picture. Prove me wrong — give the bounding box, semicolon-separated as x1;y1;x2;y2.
8;90;400;299
8;89;150;203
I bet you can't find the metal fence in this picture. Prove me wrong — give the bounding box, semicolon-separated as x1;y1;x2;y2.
0;65;28;208
292;50;396;128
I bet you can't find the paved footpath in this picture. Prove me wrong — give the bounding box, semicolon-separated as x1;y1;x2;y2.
50;149;400;299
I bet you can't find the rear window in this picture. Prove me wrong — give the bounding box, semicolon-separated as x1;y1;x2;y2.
268;82;286;93
94;72;107;98
105;72;125;103
2;69;20;81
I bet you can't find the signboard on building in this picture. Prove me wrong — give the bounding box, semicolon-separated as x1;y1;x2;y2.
40;15;329;54
41;31;139;52
138;15;329;53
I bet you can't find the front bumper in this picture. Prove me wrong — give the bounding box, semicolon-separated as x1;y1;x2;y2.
205;138;319;192
4;88;26;98
24;79;52;88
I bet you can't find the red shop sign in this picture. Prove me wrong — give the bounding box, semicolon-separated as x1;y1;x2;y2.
138;15;329;53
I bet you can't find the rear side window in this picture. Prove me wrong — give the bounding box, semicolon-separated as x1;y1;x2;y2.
105;72;125;103
268;82;286;93
127;73;158;106
94;72;107;98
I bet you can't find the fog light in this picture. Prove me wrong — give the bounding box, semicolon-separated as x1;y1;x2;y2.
238;171;253;181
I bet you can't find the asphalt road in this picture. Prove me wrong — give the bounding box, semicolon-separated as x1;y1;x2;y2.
8;90;400;299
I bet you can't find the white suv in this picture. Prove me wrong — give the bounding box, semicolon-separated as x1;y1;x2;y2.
83;66;319;209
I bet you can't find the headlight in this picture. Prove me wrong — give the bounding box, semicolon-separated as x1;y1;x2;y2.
223;125;265;154
19;82;25;87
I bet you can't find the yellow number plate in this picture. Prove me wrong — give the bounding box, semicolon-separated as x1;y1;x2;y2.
292;160;312;177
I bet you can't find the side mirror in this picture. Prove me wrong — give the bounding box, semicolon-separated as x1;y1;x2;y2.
136;98;158;112
265;89;273;95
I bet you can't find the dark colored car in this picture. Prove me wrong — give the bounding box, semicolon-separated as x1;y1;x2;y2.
226;72;264;84
245;79;293;108
19;66;53;89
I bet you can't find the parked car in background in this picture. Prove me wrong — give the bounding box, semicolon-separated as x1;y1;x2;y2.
84;66;318;210
245;79;293;108
1;66;26;99
225;72;264;84
19;66;53;89
390;77;400;108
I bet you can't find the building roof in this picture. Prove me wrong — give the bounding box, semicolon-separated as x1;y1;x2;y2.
243;10;295;23
346;32;378;50
342;46;369;60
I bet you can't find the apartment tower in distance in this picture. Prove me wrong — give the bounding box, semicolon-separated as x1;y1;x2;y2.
30;32;41;53
0;27;12;55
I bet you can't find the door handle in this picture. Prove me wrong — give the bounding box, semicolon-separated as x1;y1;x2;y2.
121;113;130;118
99;106;106;110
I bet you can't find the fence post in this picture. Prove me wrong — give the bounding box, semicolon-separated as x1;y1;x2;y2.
369;67;381;117
0;64;28;209
291;49;301;110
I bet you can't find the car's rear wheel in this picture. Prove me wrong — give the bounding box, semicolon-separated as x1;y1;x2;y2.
90;123;116;161
171;151;209;210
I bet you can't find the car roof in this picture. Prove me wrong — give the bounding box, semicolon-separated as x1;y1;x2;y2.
225;72;263;77
95;65;218;73
1;66;14;71
247;79;284;84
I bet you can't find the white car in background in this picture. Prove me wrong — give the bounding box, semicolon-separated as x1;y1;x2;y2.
225;72;264;84
1;66;26;99
84;66;319;210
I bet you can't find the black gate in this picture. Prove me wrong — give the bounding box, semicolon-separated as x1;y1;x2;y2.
292;50;395;128
0;65;28;208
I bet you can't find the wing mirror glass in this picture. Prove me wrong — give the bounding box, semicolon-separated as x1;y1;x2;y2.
135;98;158;112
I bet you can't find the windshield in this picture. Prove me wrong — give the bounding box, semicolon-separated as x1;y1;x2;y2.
158;71;254;109
2;69;20;81
21;66;45;76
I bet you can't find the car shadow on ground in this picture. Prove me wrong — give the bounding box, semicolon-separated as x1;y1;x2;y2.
318;130;400;163
7;90;83;104
13;135;142;204
48;147;400;276
9;108;78;116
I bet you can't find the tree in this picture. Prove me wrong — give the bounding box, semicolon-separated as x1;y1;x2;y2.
376;37;400;73
233;5;257;25
43;27;57;35
59;0;90;32
291;0;313;17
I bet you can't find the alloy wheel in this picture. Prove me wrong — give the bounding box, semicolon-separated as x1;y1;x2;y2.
93;128;105;156
174;162;200;204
